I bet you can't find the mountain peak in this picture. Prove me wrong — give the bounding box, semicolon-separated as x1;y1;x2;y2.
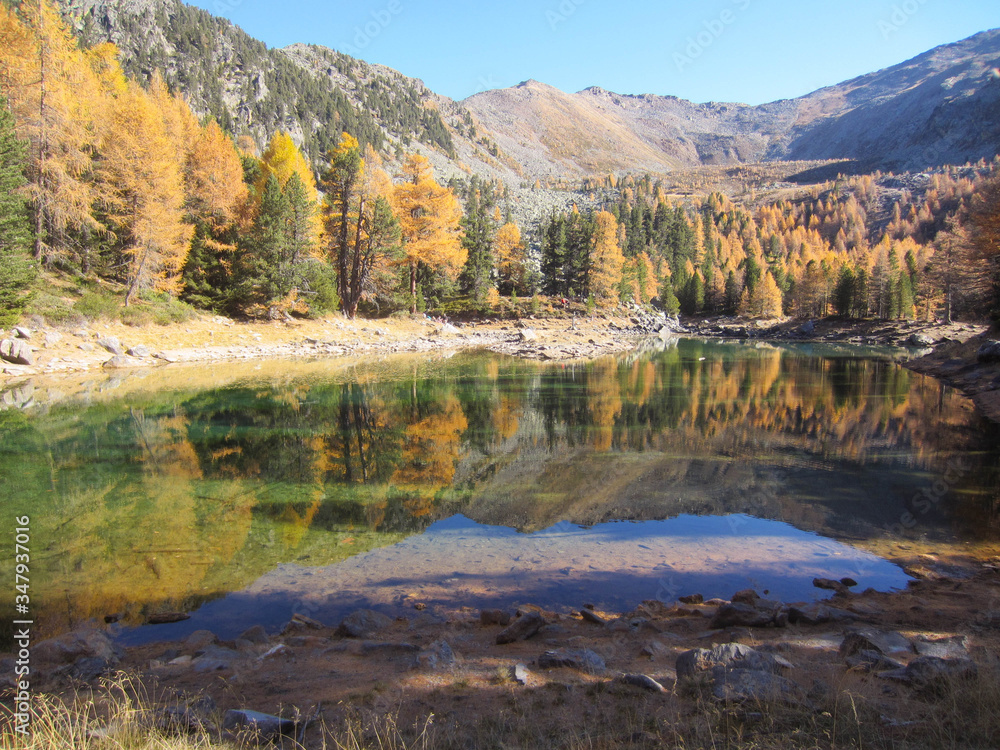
514;79;558;92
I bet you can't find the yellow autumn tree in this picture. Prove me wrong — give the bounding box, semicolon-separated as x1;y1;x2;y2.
970;173;1000;316
185;119;249;232
148;71;199;174
495;221;528;295
589;210;624;306
743;270;784;319
98;81;193;304
0;0;102;262
258;130;321;248
392;153;464;312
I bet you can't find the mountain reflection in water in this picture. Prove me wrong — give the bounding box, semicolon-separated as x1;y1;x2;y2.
117;512;913;644
2;338;997;642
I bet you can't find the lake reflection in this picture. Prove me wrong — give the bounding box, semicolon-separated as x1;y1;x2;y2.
2;339;998;641
117;513;912;644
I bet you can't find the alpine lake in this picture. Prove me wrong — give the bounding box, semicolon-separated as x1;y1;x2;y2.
2;337;999;648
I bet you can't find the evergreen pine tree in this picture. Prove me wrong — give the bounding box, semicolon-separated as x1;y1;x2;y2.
230;173;289;316
541;215;567;296
661;281;680;316
834;265;855;317
459;178;496;302
283;173;316;272
0;97;35;325
181;222;231;311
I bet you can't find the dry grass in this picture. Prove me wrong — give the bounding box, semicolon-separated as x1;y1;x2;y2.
0;674;226;749
3;662;1000;749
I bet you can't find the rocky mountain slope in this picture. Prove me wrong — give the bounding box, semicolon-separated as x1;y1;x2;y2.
55;0;506;179
464;30;1000;177
56;0;1000;184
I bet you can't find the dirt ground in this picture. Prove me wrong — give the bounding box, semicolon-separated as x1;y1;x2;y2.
24;553;1000;749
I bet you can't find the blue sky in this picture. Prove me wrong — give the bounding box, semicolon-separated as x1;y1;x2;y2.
190;0;998;103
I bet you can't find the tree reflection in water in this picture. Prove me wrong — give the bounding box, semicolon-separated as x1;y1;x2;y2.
1;339;997;642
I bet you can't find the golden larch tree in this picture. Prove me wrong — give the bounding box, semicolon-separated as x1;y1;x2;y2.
0;0;103;262
392;153;464;312
259;131;318;195
148;71;199;175
494;221;528;295
589;210;624;305
98;81;193;304
743;270;784;319
185;119;249;233
970;173;1000;317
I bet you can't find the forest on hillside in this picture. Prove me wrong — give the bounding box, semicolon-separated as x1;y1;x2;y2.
0;0;998;329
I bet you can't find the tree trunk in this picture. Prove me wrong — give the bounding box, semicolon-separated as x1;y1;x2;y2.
125;245;148;307
410;260;417;314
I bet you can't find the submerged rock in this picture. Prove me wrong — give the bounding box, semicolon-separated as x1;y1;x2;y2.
239;625;270;644
813;577;850;595
147;612;190;625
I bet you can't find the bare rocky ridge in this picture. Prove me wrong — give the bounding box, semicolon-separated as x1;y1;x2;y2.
464;30;1000;178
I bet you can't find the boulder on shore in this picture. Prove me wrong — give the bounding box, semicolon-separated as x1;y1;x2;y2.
0;338;34;366
496;611;545;644
335;609;392;638
97;336;124;355
538;647;606;675
977;340;1000;363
